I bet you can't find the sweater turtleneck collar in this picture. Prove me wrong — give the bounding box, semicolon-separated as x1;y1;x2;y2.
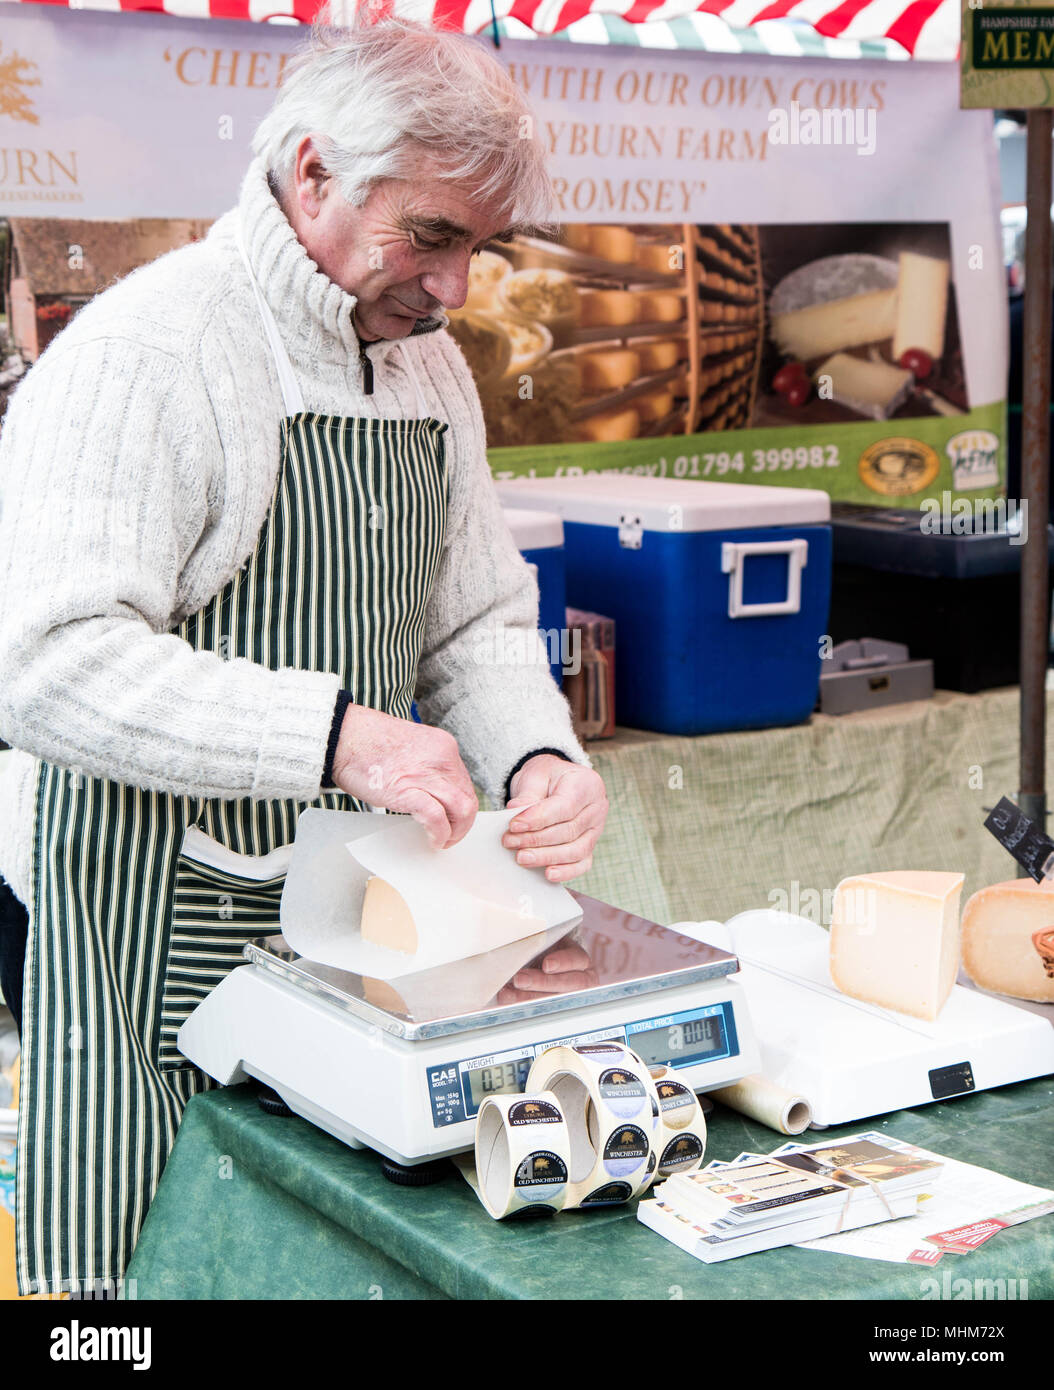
235;158;446;369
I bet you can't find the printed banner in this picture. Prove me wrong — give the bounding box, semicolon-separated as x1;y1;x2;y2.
0;6;1008;505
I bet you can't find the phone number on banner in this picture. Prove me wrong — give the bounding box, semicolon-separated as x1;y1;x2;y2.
659;447;841;477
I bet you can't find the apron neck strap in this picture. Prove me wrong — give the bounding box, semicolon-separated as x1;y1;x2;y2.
235;229;305;417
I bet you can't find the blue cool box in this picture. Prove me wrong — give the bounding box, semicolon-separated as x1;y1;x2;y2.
502;507;566;687
497;477;832;735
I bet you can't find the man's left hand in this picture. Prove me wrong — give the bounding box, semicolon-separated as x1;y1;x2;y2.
503;755;608;883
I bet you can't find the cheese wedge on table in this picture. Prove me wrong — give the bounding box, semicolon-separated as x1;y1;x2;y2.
829;870;965;1020
814;352;913;420
961;879;1054;1003
771;289;897;361
892;252;949;362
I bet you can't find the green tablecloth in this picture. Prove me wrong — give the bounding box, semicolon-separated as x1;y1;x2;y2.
572;687;1040;927
126;1077;1054;1300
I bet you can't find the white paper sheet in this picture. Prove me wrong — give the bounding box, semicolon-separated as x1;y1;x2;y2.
279;807;581;980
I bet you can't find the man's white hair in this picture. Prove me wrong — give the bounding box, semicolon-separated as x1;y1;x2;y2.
252;8;552;231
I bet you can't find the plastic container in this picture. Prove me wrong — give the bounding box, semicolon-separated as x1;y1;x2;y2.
502;507;567;687
497;477;831;734
827;503;1054;693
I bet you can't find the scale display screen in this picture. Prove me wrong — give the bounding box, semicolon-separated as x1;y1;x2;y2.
626;1003;735;1070
425;1006;738;1128
465;1057;533;1109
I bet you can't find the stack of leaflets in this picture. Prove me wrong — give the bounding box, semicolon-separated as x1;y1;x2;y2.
638;1137;943;1263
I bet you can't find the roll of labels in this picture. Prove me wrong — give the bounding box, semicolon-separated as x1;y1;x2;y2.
473;1041;707;1220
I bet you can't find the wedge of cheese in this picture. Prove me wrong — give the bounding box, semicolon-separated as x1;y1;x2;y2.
771;289;897;361
892;252;949;363
814;352;913;420
961;879;1054;1003
361;876;419;954
360;873;549;966
829;870;965;1020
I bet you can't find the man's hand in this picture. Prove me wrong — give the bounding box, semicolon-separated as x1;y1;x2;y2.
330;705;477;849
503;755;608;883
496;943;598;1005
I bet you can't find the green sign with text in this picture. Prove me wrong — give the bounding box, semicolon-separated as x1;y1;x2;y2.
973;9;1054;66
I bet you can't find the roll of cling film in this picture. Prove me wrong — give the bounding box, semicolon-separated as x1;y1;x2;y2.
649;1065;707;1178
526;1041;661;1209
474;1092;572;1220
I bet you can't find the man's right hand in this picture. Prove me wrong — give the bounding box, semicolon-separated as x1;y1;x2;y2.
329;705;478;849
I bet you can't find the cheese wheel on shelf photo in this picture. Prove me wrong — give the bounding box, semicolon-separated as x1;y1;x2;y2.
636;389;676;423
636;339;681;373
580;348;642;391
575;406;640;442
636;291;685;323
961;879;1054;1003
637;241;684;275
563;224;594;254
580;289;637;327
590;225;638;262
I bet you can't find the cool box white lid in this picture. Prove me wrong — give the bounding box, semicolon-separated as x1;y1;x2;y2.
496;476;831;533
501;506;564;550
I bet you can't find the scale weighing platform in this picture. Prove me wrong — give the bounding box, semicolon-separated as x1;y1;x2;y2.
679;910;1054;1127
179;893;759;1173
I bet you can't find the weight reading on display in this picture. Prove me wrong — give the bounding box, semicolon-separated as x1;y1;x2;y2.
466;1058;531;1108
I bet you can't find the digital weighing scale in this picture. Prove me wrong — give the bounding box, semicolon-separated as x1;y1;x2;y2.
177;811;1054;1167
178;896;759;1172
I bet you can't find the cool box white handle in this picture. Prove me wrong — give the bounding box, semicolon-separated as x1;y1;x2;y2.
721;539;808;619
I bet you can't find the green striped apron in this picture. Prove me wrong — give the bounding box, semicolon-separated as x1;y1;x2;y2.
16;245;448;1293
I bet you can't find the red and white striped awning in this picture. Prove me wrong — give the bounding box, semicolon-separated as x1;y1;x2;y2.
0;0;961;60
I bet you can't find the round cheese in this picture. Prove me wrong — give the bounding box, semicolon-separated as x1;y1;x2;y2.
590;226;637;262
636;390;675;423
575;407;640;442
636;340;680;373
638;242;683;274
580;349;642;391
580;290;637;327
637;292;684;323
961;879;1054;1003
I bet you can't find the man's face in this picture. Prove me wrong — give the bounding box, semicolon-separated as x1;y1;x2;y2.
289;138;512;342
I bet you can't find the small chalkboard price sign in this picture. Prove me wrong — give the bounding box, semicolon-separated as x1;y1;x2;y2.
983;796;1054;881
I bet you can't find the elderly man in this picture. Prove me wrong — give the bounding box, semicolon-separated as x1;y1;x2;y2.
0;17;607;1295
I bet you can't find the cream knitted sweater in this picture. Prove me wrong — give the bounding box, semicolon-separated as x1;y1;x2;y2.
0;160;586;913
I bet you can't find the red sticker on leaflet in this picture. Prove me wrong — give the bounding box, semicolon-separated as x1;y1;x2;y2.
907;1248;943;1267
927;1219;1007;1251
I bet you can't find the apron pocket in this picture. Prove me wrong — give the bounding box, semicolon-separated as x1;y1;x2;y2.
158;830;292;1072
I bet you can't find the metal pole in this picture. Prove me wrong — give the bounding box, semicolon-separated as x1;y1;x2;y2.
1019;109;1053;865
